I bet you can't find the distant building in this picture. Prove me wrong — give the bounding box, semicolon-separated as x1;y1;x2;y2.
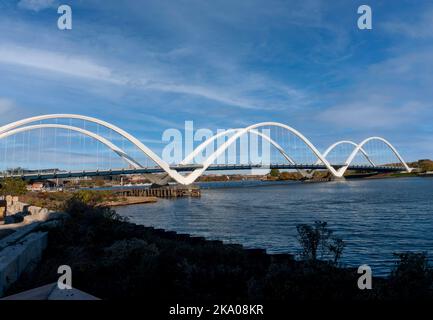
28;180;57;191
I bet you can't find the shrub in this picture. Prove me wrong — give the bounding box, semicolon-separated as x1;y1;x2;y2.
296;221;344;264
63;195;125;222
0;177;27;196
388;252;433;299
269;168;280;177
71;190;114;206
417;159;433;172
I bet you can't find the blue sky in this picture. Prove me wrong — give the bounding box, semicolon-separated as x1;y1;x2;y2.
0;0;433;161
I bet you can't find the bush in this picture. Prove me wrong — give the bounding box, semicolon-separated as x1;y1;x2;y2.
269;168;280;177
71;190;114;206
63;195;125;222
0;177;27;196
21;191;72;210
388;252;433;299
417;160;433;172
296;221;344;264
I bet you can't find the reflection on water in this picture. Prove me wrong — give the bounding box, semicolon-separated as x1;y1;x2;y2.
116;177;433;276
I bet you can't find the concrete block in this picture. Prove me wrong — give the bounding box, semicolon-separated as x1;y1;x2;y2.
28;206;42;216
15;202;26;213
0;222;42;251
12;204;20;214
48;286;99;300
5;196;12;207
0;200;6;222
1;283;100;300
17;232;48;274
37;208;50;221
23;215;36;224
0;232;47;297
0;253;19;297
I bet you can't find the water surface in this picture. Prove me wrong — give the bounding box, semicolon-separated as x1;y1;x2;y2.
116;177;433;276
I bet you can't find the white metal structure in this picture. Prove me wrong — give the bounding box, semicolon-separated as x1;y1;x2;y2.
0;114;412;185
317;140;375;166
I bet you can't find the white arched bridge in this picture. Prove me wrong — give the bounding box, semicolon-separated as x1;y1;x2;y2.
0;114;412;185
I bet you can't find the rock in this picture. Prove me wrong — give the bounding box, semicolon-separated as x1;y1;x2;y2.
0;200;6;222
28;206;42;216
5;195;12;207
0;232;48;296
35;208;50;221
23;215;36;224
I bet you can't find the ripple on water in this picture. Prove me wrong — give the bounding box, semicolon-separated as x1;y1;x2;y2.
116;178;433;276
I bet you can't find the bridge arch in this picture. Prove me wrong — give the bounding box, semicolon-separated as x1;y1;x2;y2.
181;128;313;178
0;114;187;183
0;124;144;169
180;123;412;184
181;122;343;184
319;140;375;166
339;137;412;175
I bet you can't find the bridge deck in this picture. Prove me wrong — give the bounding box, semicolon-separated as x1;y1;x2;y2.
1;164;404;181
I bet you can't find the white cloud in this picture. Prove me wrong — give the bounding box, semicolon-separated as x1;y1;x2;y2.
0;43;306;110
0;98;15;115
17;0;56;12
382;7;433;39
0;98;25;125
318;45;433;131
0;44;117;83
143;82;261;110
319;100;426;130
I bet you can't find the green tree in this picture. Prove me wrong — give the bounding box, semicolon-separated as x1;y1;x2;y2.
71;190;114;206
0;178;28;196
269;168;280;177
418;160;433;172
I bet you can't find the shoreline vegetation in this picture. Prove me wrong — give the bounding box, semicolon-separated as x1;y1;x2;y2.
2;193;433;300
19;190;158;211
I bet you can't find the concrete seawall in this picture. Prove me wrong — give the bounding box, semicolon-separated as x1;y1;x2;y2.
0;196;67;297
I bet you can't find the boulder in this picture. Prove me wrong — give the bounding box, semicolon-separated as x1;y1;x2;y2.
0;200;6;223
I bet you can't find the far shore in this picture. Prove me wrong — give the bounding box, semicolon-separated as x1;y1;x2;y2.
99;196;158;207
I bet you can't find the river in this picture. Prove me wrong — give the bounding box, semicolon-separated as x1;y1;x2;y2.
115;177;433;276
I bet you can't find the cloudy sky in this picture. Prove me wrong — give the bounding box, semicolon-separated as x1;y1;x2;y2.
0;0;432;161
